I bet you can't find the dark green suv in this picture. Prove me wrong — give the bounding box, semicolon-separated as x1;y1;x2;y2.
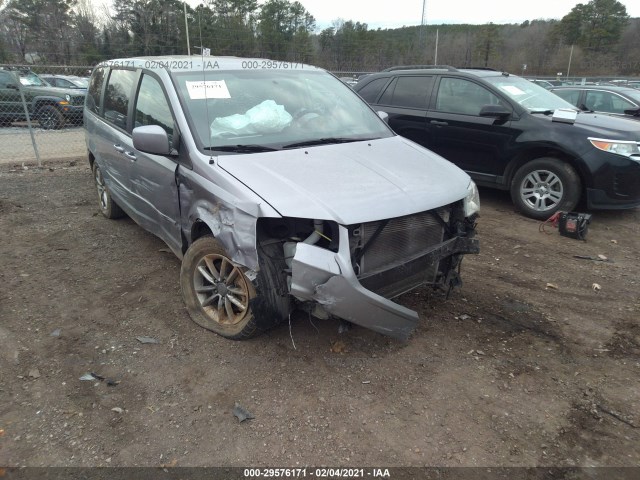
0;68;86;129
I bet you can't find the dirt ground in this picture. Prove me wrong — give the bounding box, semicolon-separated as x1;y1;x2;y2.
0;159;639;470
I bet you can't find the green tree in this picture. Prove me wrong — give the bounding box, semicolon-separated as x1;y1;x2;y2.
209;0;258;56
475;23;502;67
556;0;628;52
257;0;314;61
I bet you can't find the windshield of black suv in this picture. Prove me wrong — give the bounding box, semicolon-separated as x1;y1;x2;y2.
484;75;578;113
18;71;48;87
173;69;392;151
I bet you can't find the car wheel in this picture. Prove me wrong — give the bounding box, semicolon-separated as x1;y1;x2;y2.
92;162;124;219
181;236;288;340
510;158;581;220
38;105;65;130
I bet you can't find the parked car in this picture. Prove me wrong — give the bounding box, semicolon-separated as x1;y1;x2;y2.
84;56;480;341
0;68;86;128
41;74;89;91
338;76;358;87
527;78;554;89
550;85;640;120
353;66;640;219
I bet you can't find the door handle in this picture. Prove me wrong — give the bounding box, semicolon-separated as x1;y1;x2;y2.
113;144;124;153
430;120;448;126
124;151;137;161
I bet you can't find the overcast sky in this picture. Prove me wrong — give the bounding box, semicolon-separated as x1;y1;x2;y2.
177;0;640;30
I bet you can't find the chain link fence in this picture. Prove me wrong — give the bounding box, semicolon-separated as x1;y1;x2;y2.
0;65;91;166
2;63;639;166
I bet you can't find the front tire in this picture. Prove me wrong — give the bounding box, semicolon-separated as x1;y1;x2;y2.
38;105;65;130
510;158;581;220
181;237;256;339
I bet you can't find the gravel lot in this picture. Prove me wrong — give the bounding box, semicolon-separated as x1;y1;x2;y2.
0;160;638;470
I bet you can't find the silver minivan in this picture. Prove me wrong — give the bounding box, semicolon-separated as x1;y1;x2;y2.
84;56;480;341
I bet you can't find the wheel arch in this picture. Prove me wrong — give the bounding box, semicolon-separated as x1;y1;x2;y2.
188;220;213;251
504;147;590;193
32;97;63;112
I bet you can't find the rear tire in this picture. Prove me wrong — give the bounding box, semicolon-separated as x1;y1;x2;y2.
92;162;124;219
510;158;581;220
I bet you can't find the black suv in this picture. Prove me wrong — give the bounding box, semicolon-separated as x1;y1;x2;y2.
354;66;640;219
0;68;86;129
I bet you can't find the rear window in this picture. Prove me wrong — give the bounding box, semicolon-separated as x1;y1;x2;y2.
87;67;106;114
379;76;432;109
357;77;389;103
103;69;137;130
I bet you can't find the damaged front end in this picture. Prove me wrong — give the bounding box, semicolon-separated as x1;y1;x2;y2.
257;199;479;341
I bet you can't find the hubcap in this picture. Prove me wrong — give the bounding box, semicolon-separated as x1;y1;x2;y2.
520;169;563;212
193;254;250;326
41;110;55;129
94;168;108;211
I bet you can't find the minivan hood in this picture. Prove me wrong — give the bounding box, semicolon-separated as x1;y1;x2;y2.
217;136;471;225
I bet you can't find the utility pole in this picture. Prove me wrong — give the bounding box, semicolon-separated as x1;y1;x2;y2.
184;2;191;56
566;44;574;78
418;0;427;53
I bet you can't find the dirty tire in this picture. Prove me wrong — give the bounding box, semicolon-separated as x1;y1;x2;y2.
510;158;581;220
181;236;267;340
38;105;65;130
92;162;125;219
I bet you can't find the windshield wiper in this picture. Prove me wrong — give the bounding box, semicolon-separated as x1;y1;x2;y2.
283;137;373;149
529;109;555;115
205;144;279;153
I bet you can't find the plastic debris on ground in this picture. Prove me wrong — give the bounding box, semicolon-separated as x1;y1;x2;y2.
232;402;255;423
136;336;160;344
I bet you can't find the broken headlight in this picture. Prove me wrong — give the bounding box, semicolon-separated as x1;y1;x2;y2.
463;180;480;217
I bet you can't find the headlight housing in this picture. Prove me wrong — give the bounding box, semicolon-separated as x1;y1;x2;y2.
65;94;71;102
464;180;480;217
589;137;640;158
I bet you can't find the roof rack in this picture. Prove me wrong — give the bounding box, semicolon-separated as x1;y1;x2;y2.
461;67;498;71
382;65;458;72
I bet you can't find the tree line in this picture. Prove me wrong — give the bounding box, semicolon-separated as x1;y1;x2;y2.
0;0;637;76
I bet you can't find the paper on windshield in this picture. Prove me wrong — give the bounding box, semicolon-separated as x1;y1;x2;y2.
501;85;526;96
186;80;231;99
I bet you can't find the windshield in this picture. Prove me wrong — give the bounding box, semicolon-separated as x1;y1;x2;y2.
70;77;89;88
173;69;392;151
18;71;48;87
485;75;577;112
624;89;640;104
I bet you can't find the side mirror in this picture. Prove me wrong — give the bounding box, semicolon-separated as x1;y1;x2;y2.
479;104;511;119
377;111;389;123
624;107;640;116
133;125;175;156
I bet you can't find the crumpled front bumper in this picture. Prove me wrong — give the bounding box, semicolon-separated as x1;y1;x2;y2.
290;224;479;341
